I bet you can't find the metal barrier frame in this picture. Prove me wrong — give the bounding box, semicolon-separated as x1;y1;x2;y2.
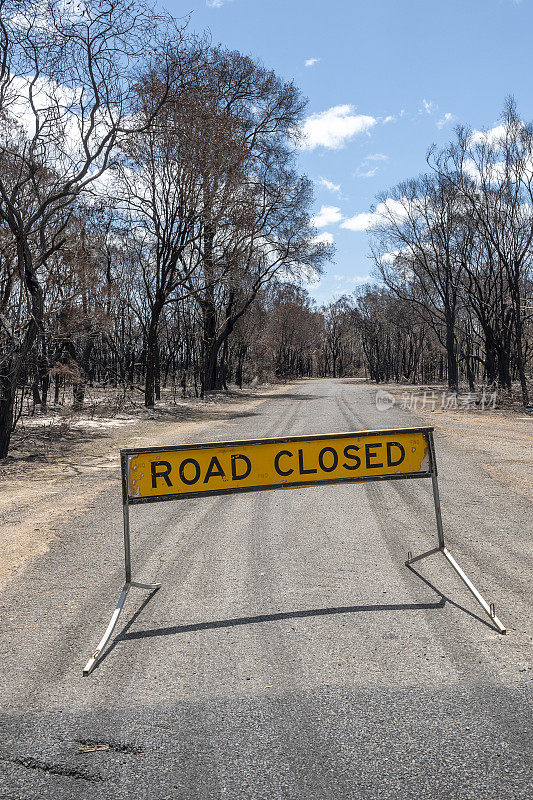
83;426;506;676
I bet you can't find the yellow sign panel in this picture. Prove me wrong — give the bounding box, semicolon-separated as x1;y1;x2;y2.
124;428;433;504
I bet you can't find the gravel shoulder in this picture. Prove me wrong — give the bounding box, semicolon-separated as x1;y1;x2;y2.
0;383;297;590
361;380;533;500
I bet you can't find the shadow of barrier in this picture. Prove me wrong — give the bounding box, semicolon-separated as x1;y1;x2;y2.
83;426;506;675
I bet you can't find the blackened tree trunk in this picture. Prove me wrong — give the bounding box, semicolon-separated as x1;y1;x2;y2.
155;344;161;401
202;299;218;394
0;241;43;457
201;219;218;394
40;362;50;411
485;334;498;386
0;366;15;459
144;297;165;408
496;344;511;391
66;332;96;411
236;344;246;389
445;314;457;391
32;373;41;408
145;323;159;408
54;374;61;405
465;340;475;392
514;313;530;406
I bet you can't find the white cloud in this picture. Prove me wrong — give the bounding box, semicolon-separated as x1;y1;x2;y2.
420;98;436;115
301;104;376;150
206;0;233;7
437;112;456;129
318;177;341;194
383;115;396;124
314;232;334;245
462;158;480;181
11;1;88;32
355;152;388;179
311;205;343;227
341;211;376;231
8;74;80;138
305;57;320;68
470;124;507;146
358;168;378;179
294;265;321;287
463;156;508;184
334;274;372;284
4;74;114;169
341;198;409;232
379;250;401;265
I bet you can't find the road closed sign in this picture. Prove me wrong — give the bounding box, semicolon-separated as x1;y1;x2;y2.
84;423;506;675
123;427;433;504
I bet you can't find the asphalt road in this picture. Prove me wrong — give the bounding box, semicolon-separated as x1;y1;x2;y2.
1;379;531;799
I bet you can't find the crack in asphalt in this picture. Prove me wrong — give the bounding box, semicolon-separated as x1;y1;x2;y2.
75;738;144;755
1;755;104;783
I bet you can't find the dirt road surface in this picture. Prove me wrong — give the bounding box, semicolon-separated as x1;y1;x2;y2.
0;379;531;799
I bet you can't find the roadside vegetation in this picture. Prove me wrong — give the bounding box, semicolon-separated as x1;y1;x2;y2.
1;1;532;465
0;0;331;458
306;100;533;408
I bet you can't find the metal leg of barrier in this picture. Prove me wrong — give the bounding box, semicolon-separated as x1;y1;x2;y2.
130;580;162;590
431;472;445;549
83;583;130;676
406;457;506;634
405;546;441;565
83;581;161;676
441;547;506;634
83;500;161;676
406;547;506;634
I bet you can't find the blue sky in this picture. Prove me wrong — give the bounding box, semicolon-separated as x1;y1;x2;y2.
163;0;530;304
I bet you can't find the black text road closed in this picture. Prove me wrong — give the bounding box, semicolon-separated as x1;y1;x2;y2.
124;428;432;503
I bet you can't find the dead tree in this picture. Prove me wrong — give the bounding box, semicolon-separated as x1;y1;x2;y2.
0;0;183;455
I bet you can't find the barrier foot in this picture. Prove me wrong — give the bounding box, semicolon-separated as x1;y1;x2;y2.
130;581;161;590
405;546;441;566
83;581;160;676
406;546;506;634
441;547;506;634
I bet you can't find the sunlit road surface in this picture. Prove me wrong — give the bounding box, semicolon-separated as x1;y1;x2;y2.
1;379;531;799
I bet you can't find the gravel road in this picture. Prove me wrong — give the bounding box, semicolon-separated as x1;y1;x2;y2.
1;379;531;799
